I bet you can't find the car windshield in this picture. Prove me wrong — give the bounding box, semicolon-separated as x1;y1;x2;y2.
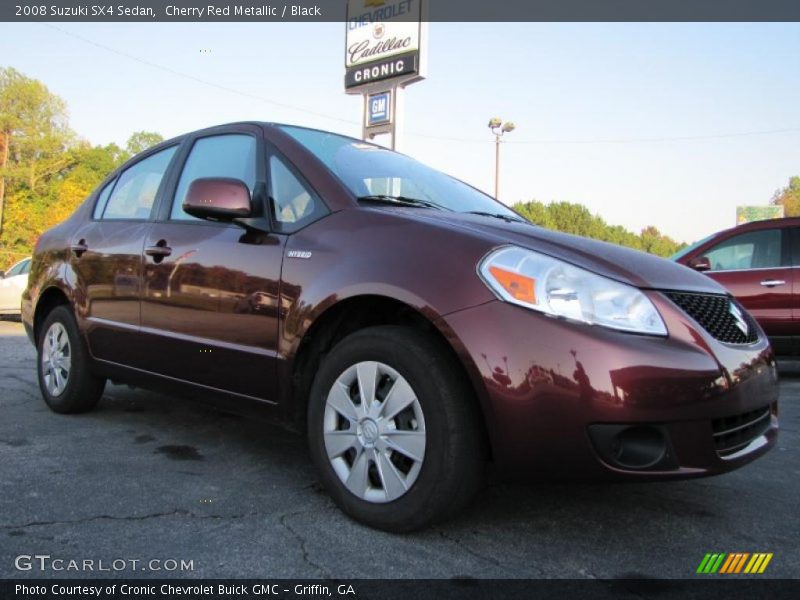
669;234;714;261
5;259;29;277
279;125;524;220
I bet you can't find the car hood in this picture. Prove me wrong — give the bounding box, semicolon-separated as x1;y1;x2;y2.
396;210;725;294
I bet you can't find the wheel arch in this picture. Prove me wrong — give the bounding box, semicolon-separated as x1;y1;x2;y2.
287;293;494;459
33;286;72;344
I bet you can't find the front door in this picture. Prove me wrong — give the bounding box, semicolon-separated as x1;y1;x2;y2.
702;227;794;341
137;131;285;402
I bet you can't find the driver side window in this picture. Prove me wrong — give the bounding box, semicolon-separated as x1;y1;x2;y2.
171;134;257;221
705;229;783;271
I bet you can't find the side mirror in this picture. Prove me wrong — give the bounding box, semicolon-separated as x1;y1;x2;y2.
688;256;711;272
183;178;253;221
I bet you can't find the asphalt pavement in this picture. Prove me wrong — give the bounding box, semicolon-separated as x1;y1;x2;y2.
0;319;798;579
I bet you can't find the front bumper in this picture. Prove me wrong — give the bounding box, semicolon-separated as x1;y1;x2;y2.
441;291;779;481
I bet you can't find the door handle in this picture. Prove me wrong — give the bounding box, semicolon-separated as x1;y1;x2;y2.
760;279;786;287
70;239;88;258
145;241;172;262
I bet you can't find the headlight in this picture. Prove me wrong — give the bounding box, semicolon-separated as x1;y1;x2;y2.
478;246;667;336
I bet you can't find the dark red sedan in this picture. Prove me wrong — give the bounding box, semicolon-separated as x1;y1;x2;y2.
674;217;800;356
22;123;778;531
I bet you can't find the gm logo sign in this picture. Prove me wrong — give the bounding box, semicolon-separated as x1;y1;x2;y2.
367;91;392;126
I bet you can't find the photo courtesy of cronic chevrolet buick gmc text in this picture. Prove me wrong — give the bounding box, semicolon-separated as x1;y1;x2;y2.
22;123;779;532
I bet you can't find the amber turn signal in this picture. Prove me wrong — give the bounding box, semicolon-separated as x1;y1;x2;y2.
488;266;537;304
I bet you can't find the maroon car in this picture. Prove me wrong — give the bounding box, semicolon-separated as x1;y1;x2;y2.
22;123;778;531
674;217;800;356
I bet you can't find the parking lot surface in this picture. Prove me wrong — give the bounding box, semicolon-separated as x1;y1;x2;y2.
0;319;797;579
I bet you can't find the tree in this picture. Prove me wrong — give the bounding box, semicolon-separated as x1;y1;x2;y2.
771;176;800;217
0;68;135;265
513;200;555;229
0;67;71;236
48;142;126;228
126;131;164;156
512;200;684;257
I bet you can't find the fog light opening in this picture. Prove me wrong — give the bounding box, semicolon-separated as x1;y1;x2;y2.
612;426;667;469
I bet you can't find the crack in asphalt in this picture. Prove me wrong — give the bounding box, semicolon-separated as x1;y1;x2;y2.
0;510;193;531
0;508;277;531
278;510;333;579
3;373;36;396
1;373;36;386
0;398;35;408
437;530;508;571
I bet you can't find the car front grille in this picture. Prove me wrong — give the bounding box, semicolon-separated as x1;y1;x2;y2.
712;406;773;457
664;292;759;345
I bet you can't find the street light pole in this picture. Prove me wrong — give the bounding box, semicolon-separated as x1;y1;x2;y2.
494;133;500;199
488;118;515;200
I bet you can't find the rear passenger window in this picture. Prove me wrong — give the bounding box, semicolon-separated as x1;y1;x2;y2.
92;181;115;219
101;146;177;220
171;135;257;221
705;229;783;271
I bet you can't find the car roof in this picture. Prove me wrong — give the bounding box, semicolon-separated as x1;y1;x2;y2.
714;216;800;237
153;121;366;149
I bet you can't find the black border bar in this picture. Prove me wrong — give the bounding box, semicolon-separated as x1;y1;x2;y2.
2;1;800;23
3;579;800;600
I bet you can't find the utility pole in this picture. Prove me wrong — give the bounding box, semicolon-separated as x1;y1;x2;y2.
0;130;8;236
488;118;515;199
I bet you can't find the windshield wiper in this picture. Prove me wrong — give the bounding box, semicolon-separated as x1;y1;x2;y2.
357;195;452;211
465;211;528;223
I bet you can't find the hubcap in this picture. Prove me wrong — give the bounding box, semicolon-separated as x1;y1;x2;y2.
41;322;71;397
323;361;426;504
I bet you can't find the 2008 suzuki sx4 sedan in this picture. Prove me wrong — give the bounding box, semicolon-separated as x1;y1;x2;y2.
22;122;778;531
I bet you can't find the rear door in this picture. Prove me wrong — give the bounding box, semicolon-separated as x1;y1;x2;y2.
700;227;793;344
788;226;800;353
70;144;180;365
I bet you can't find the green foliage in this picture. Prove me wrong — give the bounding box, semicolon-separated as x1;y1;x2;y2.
126;131;164;156
771;176;800;217
0;66;72;263
6;67;792;270
513;200;683;257
0;66;160;269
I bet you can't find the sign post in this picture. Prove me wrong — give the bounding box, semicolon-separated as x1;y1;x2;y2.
345;0;427;151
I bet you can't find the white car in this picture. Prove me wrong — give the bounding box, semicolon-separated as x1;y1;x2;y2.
0;257;31;316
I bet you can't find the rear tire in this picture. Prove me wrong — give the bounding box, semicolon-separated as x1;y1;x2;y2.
37;305;105;414
308;325;485;532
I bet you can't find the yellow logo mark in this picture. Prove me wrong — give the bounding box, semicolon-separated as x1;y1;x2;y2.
365;0;386;7
698;552;773;574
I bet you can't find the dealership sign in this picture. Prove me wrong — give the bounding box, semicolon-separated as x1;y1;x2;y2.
736;205;784;225
367;91;392;126
345;52;418;88
345;0;425;90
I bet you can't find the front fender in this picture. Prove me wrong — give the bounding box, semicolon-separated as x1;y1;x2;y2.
277;208;496;360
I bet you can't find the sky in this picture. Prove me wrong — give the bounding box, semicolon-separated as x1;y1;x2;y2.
0;21;798;243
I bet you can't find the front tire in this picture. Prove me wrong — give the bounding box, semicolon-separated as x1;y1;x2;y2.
308;326;485;532
37;305;105;414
